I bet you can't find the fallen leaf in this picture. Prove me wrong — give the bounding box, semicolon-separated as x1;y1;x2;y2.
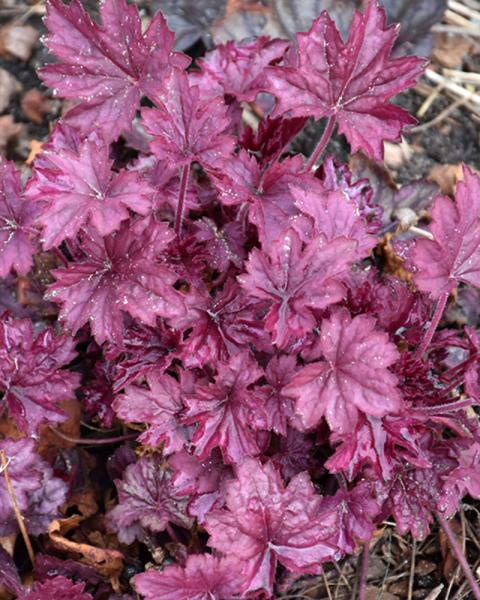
0;25;38;61
0;68;21;113
48;516;124;581
432;33;472;68
428;163;463;195
384;137;413;170
0;115;24;156
365;586;399;600
26;140;44;166
21;89;53;124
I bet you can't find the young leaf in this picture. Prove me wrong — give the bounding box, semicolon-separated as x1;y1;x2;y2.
141;68;235;172
18;576;93;600
412;166;480;298
193;37;289;102
183;352;265;464
238;229;357;348
283;308;402;433
265;1;424;159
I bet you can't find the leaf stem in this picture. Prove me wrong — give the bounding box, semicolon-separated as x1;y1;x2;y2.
0;449;35;566
357;541;370;600
174;162;191;237
48;426;138;446
304;116;336;172
414;292;449;361
437;512;480;600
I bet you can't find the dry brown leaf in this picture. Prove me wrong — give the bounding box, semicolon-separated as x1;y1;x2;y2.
0;25;39;61
26;139;43;166
38;398;82;453
21;89;53;124
383;137;413;170
48;516;124;581
427;163;480;195
365;586;399;600
0;68;21;113
432;33;472;69
0;115;24;156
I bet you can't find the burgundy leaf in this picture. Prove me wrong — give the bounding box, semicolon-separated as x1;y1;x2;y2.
206;458;339;596
238;229;357;348
289;180;376;257
0;438;66;536
283;308;401;433
253;354;298;435
114;372;190;454
412;166;480;298
0;159;39;277
40;0;189;140
134;554;245;600
265;1;424;159
142;68;235;171
183;351;266;464
107;454;192;544
0;314;79;433
177;281;271;369
193;37;289;102
27;131;152;249
46;219;186;345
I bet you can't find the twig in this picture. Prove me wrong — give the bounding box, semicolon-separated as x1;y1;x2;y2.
448;0;480;21
425;69;480;106
0;449;35;566
432;24;480;37
412;97;469;132
442;69;480;86
407;539;416;600
322;569;333;600
48;426;138;445
424;584;445;600
437;512;480;600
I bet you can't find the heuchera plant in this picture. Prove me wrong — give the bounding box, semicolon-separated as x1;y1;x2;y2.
2;0;480;598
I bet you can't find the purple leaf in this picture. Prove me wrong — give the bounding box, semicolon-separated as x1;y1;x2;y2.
18;576;93;600
206;458;339;596
193;37;289;102
113;372;190;454
0;159;39;277
265;1;424;159
46;219;186;345
0;314;79;433
183;352;266;464
27;130;152;249
107;454;192;544
283;308;402;433
134;554;245;600
238;229;357;348
0;546;22;595
412;166;480;298
40;0;189;140
142;68;235;172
